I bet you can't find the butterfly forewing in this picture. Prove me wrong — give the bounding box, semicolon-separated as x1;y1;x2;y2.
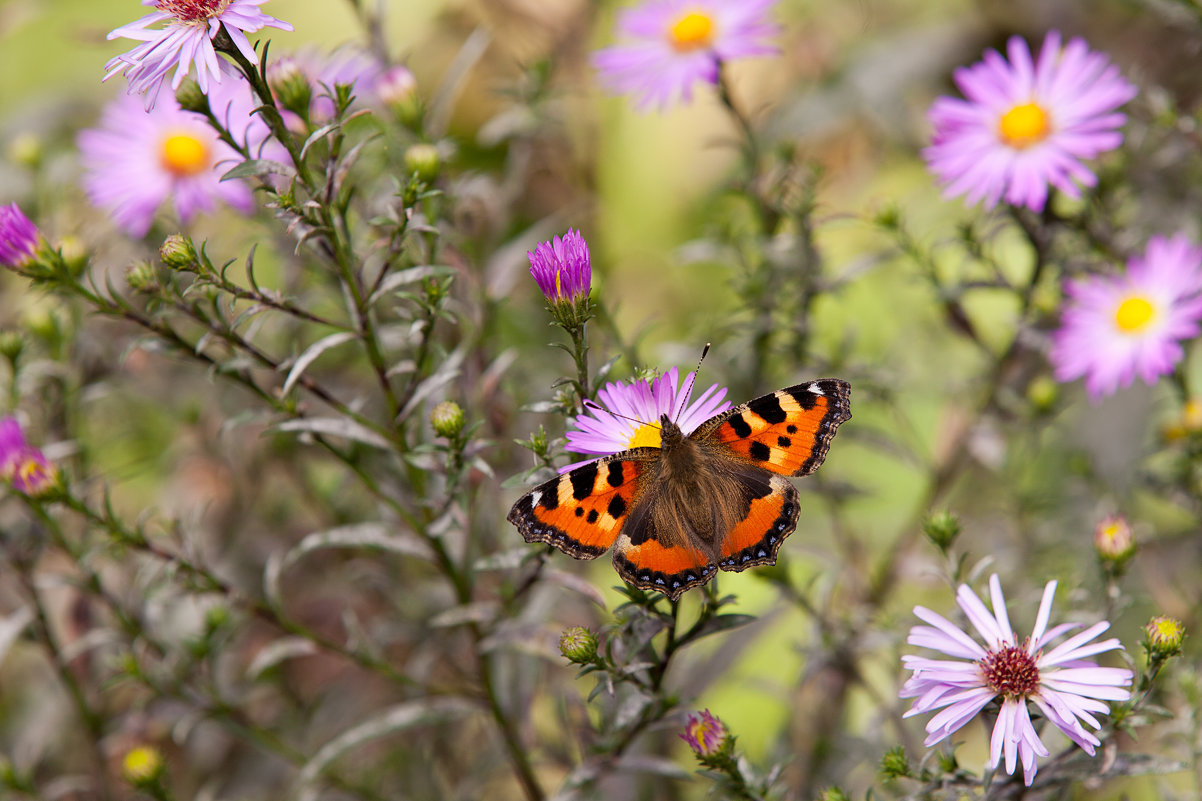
695;379;852;477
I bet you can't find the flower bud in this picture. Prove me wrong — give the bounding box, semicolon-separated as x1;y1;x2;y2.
1094;515;1136;572
0;203;40;270
7;132;42;169
680;709;731;760
0;331;23;363
922;510;961;552
268;56;313;118
1143;616;1185;660
404;143;441;183
1026;375;1058;413
121;745;164;785
429;401;465;439
558;626;598;664
880;746;910;779
528;229;593;330
174;79;208;114
817;788;851;801
1163;398;1202;442
56;235;89;277
159;234;198;271
378;65;421;127
125;261;159;294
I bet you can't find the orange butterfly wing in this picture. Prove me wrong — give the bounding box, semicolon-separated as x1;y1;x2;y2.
695;379;852;477
507;452;652;559
697;379;851;574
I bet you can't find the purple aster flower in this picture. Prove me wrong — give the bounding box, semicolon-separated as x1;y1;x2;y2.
105;0;293;109
563;367;730;469
0;417;57;496
1050;233;1202;399
78;83;261;237
925;31;1137;211
528;229;592;304
680;709;729;758
901;575;1133;787
593;0;779;110
0;203;40;269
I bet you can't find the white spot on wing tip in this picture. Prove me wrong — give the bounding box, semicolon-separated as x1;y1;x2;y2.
809;383;825;395
530;490;541;506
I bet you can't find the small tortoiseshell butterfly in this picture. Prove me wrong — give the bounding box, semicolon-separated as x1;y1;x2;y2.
507;379;851;600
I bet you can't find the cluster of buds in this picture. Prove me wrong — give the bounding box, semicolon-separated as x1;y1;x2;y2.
528;229;593;331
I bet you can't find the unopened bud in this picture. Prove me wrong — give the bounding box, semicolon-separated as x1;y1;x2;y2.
125;261;158;294
1144;616;1185;660
680;709;731;761
268;56;313;118
923;510;961;552
404;143;441;183
880;746;910;779
159;234;198;270
558;626;598;664
121;746;164;785
429;401;465;439
175;79;208;114
1026;375;1058;413
7;133;42;169
1094;515;1136;572
0;331;23;363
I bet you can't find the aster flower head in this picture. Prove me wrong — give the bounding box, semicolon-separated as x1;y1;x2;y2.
0;417;58;497
563;367;730;468
529;229;592;304
77;80;265;237
1050;233;1202;399
680;709;730;760
104;0;293;109
901;575;1133;787
1093;514;1136;570
593;0;780;111
925;31;1137;211
0;203;41;270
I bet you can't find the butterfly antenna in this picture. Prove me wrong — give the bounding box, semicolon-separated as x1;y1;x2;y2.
583;400;660;430
673;343;710;422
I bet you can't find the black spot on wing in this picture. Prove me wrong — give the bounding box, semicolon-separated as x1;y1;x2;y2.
574;507;583;517
748;394;787;424
789;386;819;411
606;461;625;487
607;494;627;519
777;436;791;448
729;415;752;438
786;424;797;434
587;509;599;524
570;462;599;500
749;441;771;462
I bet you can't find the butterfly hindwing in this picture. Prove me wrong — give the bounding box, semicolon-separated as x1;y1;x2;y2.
612;502;718;601
717;471;800;572
506;452;652;560
696;379;851;477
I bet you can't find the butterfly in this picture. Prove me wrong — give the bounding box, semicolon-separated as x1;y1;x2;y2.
507;379;851;600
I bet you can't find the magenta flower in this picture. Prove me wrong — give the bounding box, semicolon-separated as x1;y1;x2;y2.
528;229;592;304
925;31;1136;211
105;0;293;108
1051;233;1202;398
563;367;729;468
0;203;40;269
593;0;779;110
0;418;57;496
78;82;262;237
901;575;1132;787
680;709;729;758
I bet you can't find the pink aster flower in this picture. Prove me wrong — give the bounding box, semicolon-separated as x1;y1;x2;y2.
925;31;1137;211
0;203;40;270
593;0;779;110
0;417;57;496
563;367;730;468
105;0;293;109
1050;233;1202;398
901;575;1133;787
78;81;263;237
528;229;591;304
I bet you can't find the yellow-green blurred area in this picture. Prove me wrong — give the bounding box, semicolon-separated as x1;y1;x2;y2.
1;0;1200;799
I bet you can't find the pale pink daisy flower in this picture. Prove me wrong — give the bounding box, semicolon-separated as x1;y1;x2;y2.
593;0;779;111
563;367;730;469
77;80;265;237
1051;233;1202;398
925;31;1137;211
901;575;1133;787
105;0;293;108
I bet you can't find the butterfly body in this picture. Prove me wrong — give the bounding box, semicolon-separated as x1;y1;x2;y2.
508;379;851;600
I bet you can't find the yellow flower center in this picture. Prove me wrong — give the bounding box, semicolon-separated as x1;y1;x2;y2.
1114;296;1156;333
14;457;55;495
999;102;1051;148
668;12;715;52
122;745;164;783
159;132;211;177
627;423;662;449
1152;618;1183;640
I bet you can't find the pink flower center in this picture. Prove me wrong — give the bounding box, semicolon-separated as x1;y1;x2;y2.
156;0;232;23
159;132;212;177
1114;296;1156;333
668;12;716;52
999;102;1051;148
978;643;1040;698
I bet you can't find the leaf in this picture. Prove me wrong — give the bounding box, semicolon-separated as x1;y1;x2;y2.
0;608;33;667
397;348;466;421
685;613;758;643
272;417;392;450
472;549;531;572
247;637;319;679
368;266;456;307
614;756;690;780
221;159;294;181
297;698;476;798
543;570;607;608
429;602;499;628
281;331;358;396
283;522;435;569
